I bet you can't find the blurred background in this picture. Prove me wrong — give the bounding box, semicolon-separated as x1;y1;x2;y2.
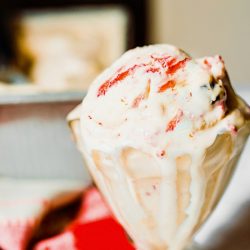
0;0;249;89
148;0;250;86
0;0;147;90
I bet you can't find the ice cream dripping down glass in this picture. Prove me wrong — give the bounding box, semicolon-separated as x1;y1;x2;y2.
68;44;250;250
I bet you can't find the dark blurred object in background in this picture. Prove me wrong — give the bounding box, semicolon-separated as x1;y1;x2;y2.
0;2;15;65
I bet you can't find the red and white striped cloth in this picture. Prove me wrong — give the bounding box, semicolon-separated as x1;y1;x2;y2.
0;178;84;250
0;179;134;250
34;187;135;250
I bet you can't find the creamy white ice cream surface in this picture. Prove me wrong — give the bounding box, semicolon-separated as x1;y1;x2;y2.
68;44;250;250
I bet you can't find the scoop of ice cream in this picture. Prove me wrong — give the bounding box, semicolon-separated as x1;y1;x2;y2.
68;44;250;250
80;45;247;155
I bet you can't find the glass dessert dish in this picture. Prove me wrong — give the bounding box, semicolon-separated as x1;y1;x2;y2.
68;44;250;250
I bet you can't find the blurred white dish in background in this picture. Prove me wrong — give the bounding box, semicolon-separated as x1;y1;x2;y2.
16;7;128;90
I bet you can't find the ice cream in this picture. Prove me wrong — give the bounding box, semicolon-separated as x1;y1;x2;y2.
68;44;250;250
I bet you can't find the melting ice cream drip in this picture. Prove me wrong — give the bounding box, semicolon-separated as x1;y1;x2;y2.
68;44;250;250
